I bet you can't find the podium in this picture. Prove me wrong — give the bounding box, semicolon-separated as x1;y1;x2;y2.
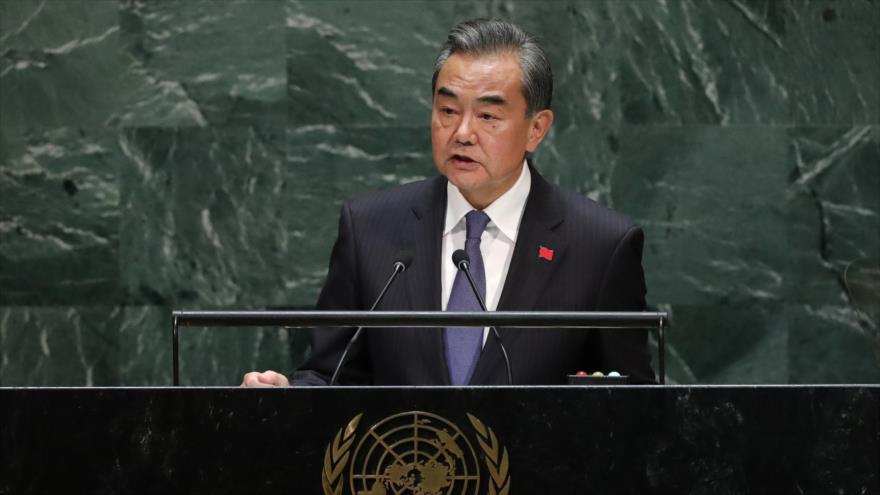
2;385;878;494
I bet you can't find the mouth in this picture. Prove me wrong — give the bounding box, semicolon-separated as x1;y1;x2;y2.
450;154;479;166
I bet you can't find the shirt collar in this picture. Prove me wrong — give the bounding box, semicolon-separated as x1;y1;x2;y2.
443;160;532;242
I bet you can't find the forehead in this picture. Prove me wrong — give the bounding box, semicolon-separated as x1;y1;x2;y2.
435;52;524;101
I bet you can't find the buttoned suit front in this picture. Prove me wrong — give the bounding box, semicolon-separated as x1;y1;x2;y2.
292;165;655;385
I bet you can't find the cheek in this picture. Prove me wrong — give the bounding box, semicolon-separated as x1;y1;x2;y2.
430;123;443;145
431;127;447;166
431;118;451;139
492;126;529;154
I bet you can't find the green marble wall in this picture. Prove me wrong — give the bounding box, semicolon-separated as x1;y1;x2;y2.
1;0;877;386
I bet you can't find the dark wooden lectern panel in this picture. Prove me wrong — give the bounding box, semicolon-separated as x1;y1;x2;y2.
2;386;877;494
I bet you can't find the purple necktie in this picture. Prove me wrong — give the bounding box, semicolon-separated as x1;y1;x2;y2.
445;210;491;385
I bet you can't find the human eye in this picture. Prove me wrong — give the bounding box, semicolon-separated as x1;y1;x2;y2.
440;106;456;116
479;112;498;121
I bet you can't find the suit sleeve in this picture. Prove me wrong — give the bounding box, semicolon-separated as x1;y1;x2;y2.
595;225;656;384
290;203;373;385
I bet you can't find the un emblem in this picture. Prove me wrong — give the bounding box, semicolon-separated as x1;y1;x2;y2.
322;411;510;495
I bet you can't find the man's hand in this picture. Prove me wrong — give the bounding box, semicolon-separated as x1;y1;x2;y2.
240;370;290;387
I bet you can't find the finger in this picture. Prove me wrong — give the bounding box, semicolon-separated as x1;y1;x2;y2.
259;370;289;387
240;372;255;387
242;372;273;388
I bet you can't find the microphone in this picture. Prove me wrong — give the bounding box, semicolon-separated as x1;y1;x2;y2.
452;249;470;271
450;249;513;385
329;251;412;386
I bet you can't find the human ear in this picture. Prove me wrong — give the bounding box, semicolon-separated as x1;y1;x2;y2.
525;109;554;152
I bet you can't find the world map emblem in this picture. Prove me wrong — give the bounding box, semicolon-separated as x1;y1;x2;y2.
322;411;510;495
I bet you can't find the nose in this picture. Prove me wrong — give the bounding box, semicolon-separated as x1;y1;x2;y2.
453;113;477;146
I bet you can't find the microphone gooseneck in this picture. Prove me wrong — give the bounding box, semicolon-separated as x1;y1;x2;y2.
329;252;411;386
450;249;513;385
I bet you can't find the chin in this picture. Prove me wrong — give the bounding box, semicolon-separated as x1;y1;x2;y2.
445;169;484;190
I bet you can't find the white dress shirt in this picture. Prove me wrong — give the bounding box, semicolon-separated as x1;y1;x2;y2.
441;162;532;345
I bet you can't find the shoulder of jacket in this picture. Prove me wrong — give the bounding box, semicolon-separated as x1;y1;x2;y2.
345;175;443;214
554;185;639;237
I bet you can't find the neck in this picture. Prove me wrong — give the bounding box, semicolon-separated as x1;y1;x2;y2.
461;192;495;210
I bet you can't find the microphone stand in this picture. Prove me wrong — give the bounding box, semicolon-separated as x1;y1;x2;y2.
329;260;407;386
456;259;513;386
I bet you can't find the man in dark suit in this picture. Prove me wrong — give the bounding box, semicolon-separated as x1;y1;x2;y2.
242;18;654;387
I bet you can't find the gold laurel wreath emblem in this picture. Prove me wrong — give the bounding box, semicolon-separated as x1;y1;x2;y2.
467;413;511;495
322;413;362;495
322;412;510;495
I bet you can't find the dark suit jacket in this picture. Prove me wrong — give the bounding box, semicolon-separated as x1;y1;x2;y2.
292;165;655;385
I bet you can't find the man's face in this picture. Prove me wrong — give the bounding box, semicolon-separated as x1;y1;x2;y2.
431;52;553;209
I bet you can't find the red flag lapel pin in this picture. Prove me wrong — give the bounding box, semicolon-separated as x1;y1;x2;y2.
538;245;554;261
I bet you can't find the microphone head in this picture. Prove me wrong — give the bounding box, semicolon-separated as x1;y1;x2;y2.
452;249;470;269
394;250;413;271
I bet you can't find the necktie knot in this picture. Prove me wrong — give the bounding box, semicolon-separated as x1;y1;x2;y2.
465;210;490;240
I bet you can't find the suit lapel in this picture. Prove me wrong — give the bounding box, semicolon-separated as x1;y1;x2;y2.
404;175;450;384
469;166;567;385
495;168;567;312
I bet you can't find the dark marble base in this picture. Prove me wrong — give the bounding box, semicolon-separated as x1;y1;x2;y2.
1;386;877;494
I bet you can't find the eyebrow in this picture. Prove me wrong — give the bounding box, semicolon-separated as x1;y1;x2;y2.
436;86;508;106
437;86;457;99
477;94;507;106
